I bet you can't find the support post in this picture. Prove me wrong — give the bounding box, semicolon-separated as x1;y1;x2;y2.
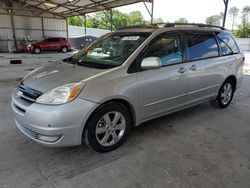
41;17;45;38
10;12;17;52
151;0;154;24
66;18;69;40
222;0;229;27
84;14;87;36
110;9;113;31
143;0;154;24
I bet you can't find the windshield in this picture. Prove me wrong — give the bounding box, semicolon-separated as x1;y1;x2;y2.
68;32;150;68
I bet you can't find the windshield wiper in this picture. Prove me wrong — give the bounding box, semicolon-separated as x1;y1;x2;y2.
77;61;117;69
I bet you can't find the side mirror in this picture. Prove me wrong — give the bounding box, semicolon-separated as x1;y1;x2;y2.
141;57;161;70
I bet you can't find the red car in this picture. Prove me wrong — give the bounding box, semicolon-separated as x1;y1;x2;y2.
26;37;71;54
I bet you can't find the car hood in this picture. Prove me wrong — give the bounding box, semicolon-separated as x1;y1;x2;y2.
23;61;107;93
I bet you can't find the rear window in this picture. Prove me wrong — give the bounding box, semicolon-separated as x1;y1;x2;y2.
216;32;239;55
186;33;219;61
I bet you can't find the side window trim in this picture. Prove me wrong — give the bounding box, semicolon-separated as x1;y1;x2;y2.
216;32;240;55
216;35;239;56
217;36;234;55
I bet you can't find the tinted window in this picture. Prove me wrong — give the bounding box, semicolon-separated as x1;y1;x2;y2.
145;35;183;66
218;39;233;55
187;34;219;60
217;32;239;55
47;38;54;42
53;38;60;42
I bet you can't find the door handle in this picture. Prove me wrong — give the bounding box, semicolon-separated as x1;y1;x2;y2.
189;65;197;71
178;67;187;73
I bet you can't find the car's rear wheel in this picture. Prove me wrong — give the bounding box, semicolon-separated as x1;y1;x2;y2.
212;79;235;108
61;46;68;53
34;48;41;54
83;102;131;153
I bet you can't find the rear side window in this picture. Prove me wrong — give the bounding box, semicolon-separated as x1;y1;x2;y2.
217;32;239;55
186;33;219;61
47;38;53;42
53;38;60;42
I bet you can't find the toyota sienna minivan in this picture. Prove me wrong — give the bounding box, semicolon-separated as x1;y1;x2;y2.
12;23;245;152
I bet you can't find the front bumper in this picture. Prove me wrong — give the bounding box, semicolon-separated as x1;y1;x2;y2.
11;89;98;147
26;45;33;53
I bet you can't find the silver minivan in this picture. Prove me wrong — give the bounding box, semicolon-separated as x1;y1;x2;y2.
12;24;245;152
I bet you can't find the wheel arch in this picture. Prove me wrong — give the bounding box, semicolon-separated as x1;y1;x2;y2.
224;75;237;91
61;45;68;50
101;98;136;127
81;97;137;144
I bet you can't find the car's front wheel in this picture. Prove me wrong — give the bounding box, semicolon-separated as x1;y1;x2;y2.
34;47;41;54
83;102;131;152
61;46;68;53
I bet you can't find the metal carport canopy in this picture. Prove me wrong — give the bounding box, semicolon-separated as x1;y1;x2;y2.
12;0;153;18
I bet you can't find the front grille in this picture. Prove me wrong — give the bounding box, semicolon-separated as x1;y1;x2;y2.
17;82;42;103
14;104;26;113
19;123;38;139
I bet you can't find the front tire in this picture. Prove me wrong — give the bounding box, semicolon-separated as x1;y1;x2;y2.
34;48;41;54
212;79;235;108
83;102;131;153
61;46;68;53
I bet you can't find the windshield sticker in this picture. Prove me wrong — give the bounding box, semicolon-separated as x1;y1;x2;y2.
122;36;140;41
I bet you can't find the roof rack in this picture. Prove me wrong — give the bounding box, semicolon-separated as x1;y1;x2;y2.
119;25;157;30
119;23;168;30
118;23;226;31
164;23;226;30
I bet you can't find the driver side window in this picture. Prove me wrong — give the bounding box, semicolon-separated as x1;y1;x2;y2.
145;35;183;66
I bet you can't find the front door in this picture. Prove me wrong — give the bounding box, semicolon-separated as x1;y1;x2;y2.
137;33;189;121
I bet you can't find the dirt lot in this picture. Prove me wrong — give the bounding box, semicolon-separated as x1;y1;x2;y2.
0;52;250;188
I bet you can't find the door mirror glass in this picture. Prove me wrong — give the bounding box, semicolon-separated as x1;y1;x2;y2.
141;57;161;70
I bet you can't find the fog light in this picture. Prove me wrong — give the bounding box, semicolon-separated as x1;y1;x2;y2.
37;134;62;142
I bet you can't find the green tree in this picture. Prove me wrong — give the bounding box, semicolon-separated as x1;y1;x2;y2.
175;17;188;23
235;23;250;38
67;16;84;27
240;6;250;37
242;6;250;24
205;15;221;26
229;6;239;31
127;11;146;26
67;10;149;30
152;17;164;23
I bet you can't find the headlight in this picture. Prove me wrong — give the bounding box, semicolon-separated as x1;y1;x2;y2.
36;82;85;105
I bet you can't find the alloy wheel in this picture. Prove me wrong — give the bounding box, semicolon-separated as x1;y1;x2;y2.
95;111;126;147
220;83;233;105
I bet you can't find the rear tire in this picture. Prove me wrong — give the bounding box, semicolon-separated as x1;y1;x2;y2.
83;102;131;153
211;79;235;108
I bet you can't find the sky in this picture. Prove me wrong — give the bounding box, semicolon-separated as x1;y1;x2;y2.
116;0;250;29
